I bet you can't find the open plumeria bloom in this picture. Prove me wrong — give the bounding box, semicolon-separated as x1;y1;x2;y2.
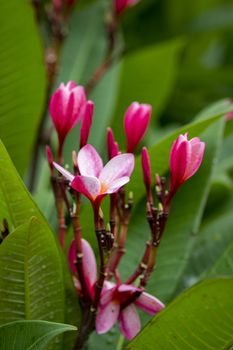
169;133;205;198
53;144;134;206
68;239;164;340
96;282;164;340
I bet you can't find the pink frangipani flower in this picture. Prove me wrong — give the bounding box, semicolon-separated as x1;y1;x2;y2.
68;239;164;340
124;102;152;153
53;144;134;206
114;0;140;15
169;133;205;197
49;81;86;153
96;282;164;340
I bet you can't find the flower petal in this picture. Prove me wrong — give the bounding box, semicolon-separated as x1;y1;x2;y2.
106;177;130;194
78;144;103;177
185;139;205;179
135;292;165;315
169;139;191;194
96;300;120;334
118;284;141;293
68;239;97;300
99;154;134;185
82;238;97;299
71;175;100;201
119;304;141;340
53;162;75;182
100;285;116;306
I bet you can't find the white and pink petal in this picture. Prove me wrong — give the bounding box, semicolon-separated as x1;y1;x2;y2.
53;162;75;182
99;154;134;185
78;144;103;177
96;300;120;334
134;292;165;315
71;175;101;202
119;304;141;340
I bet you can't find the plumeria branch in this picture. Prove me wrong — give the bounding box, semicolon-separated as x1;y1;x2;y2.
46;74;205;349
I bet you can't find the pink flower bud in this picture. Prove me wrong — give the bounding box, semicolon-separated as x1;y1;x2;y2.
49;81;86;153
169;133;205;197
124;102;152;153
141;147;152;201
80;101;94;149
114;0;140;16
107;128;120;159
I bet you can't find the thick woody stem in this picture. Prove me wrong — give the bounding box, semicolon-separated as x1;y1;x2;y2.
73;305;95;350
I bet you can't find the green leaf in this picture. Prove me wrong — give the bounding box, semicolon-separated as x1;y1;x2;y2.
111;39;184;147
177;209;233;292
121;119;224;305
0;138;46;227
207;240;233;277
126;278;233;350
0;217;64;325
0;1;46;175
0;320;76;350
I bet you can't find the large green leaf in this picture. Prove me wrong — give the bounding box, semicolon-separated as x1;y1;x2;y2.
0;217;64;325
0;1;46;175
121;120;224;305
177;209;233;293
126;278;233;350
0;139;81;347
0;139;46;227
0;320;76;350
111;39;184;147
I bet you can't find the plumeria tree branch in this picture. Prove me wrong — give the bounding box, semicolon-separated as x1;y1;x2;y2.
46;74;205;349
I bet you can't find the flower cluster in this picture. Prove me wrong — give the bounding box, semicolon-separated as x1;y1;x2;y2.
47;80;205;342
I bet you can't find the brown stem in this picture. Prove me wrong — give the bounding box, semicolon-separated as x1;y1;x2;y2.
125;241;151;284
140;243;158;288
93;228;107;310
73;305;95;350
